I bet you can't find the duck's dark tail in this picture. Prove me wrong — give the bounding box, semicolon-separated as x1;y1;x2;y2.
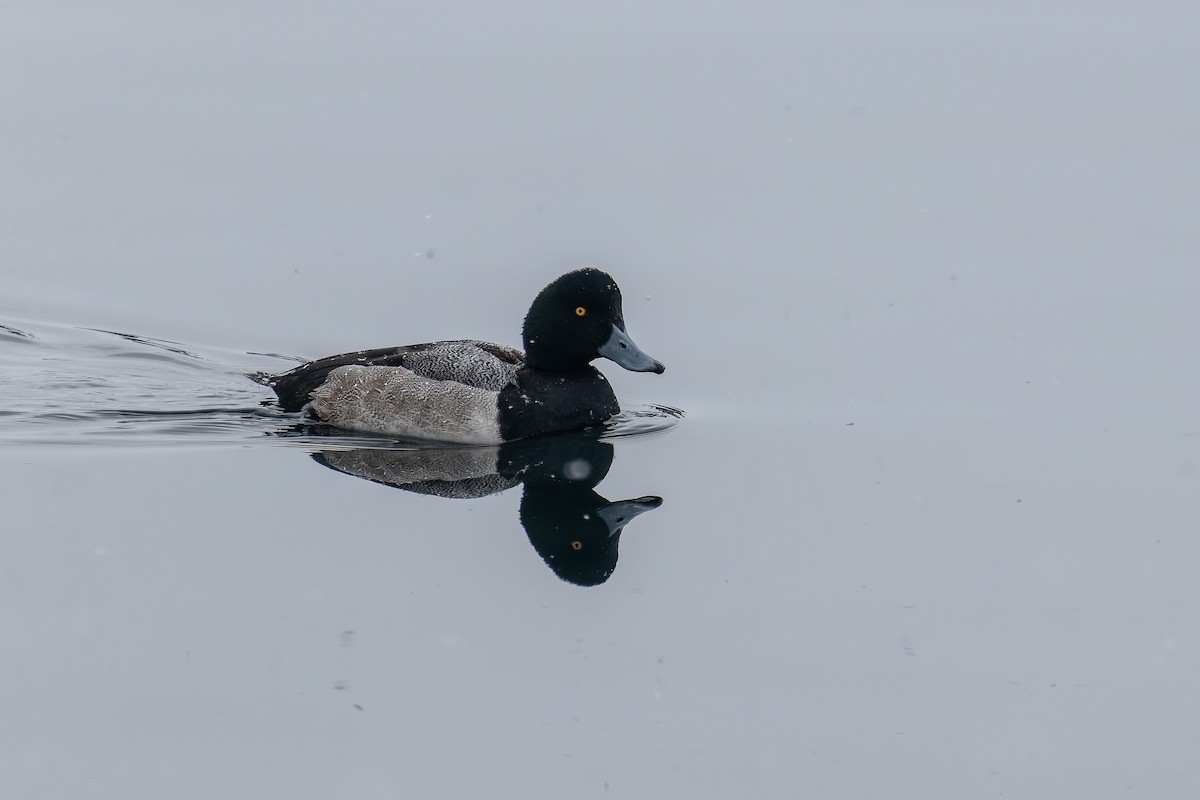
248;370;304;410
248;370;311;412
247;371;277;388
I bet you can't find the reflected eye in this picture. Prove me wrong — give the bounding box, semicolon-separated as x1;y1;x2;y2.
570;540;583;551
575;306;587;316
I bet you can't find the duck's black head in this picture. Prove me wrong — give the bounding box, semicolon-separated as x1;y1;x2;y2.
522;268;665;374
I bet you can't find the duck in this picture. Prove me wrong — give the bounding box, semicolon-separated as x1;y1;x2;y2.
256;268;664;443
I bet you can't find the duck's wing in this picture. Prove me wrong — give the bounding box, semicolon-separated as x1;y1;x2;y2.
264;340;523;412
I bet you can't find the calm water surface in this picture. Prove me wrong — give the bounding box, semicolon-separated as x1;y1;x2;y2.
3;2;1200;798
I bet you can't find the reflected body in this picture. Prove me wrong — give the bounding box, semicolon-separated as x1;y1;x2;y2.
257;269;664;444
314;431;663;586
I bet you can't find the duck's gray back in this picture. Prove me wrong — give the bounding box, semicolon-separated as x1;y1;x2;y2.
265;339;523;413
310;365;504;444
400;340;522;390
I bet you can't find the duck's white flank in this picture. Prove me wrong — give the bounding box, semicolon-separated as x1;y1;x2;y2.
310;365;504;444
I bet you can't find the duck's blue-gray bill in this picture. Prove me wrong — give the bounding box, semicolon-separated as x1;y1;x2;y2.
598;325;665;374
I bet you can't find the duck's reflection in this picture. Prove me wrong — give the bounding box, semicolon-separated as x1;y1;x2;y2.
312;432;662;586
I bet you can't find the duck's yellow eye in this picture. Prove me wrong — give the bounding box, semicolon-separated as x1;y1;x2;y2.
575;306;587;316
570;540;583;551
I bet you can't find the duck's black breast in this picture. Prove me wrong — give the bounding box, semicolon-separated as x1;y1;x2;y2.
498;367;619;441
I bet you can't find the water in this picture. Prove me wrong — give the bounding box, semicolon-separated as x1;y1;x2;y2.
3;2;1200;798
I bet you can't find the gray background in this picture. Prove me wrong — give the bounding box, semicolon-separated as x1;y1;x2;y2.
2;2;1198;797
